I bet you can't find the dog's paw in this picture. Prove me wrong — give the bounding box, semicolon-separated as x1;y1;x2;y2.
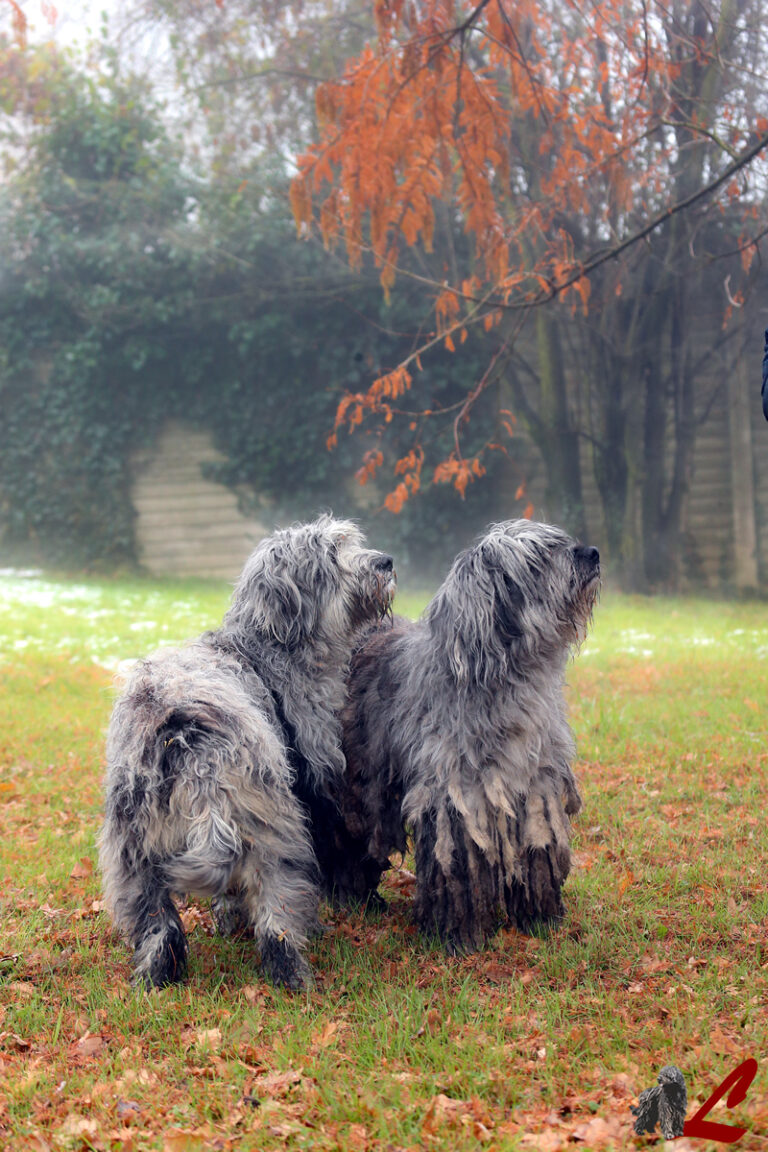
133;925;189;989
259;936;313;992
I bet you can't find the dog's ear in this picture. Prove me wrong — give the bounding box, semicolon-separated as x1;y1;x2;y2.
227;539;319;649
479;537;526;648
426;543;518;685
256;566;317;648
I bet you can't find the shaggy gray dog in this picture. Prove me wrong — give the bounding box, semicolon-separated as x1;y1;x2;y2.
337;520;599;954
99;516;395;990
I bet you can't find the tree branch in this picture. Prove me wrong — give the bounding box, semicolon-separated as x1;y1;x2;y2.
525;127;768;308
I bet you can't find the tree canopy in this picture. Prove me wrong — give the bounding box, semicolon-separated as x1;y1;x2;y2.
292;0;768;583
1;2;767;588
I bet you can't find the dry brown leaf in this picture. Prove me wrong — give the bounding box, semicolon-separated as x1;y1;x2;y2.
59;1116;101;1142
115;1067;158;1091
105;1130;136;1152
163;1129;211;1152
17;1137;52;1152
241;984;264;1005
609;1073;633;1098
1;1031;31;1051
708;1025;741;1054
570;1115;625;1145
519;1130;567;1151
481;962;517;983
421;1093;463;1136
69;857;93;879
415;1008;442;1036
194;1028;222;1051
346;1122;368;1150
7;981;36;997
75;1032;105;1057
254;1068;302;1098
313;1019;339;1047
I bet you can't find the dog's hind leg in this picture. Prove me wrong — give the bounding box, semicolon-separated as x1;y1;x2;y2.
132;804;241;987
100;814;189;987
107;861;189;988
132;888;188;988
235;849;319;991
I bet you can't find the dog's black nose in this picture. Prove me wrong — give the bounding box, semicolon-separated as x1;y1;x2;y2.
577;545;600;567
374;554;395;572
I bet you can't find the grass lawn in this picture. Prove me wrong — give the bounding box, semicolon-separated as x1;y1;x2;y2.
1;570;767;1150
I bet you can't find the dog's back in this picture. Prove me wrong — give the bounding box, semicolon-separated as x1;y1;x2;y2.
103;641;299;841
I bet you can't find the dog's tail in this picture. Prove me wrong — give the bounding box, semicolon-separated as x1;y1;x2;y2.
101;646;316;899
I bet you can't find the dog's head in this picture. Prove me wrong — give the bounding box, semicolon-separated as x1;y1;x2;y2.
224;515;396;651
426;519;599;684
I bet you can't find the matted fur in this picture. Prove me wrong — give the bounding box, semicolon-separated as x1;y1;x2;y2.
337;520;600;954
99;516;395;990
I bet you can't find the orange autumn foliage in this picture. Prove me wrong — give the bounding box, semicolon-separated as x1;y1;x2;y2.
4;0;27;44
291;0;768;511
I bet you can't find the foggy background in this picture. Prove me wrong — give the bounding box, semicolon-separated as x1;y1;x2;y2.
2;0;768;591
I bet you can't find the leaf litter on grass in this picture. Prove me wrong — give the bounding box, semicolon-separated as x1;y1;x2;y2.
1;584;768;1148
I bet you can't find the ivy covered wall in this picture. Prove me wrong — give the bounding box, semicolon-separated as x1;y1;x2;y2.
0;56;506;576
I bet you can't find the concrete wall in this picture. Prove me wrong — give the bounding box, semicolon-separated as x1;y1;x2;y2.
131;422;269;581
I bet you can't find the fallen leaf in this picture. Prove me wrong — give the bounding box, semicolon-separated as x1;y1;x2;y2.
415;1008;442;1036
69;857;93;879
252;1069;302;1098
346;1123;368;1150
194;1028;222;1051
75;1032;105;1057
16;1136;52;1152
7;981;35;997
708;1025;740;1054
421;1093;463;1136
115;1067;159;1091
0;1031;31;1051
163;1130;211;1152
106;1130;136;1152
59;1116;100;1141
482;962;517;983
313;1019;339;1047
617;871;636;897
519;1130;566;1150
241;984;263;1005
570;1115;625;1145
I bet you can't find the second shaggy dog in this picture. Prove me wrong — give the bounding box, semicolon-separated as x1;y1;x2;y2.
336;520;600;954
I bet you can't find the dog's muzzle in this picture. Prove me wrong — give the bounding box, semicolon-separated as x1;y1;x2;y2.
575;545;600;586
373;554;397;613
